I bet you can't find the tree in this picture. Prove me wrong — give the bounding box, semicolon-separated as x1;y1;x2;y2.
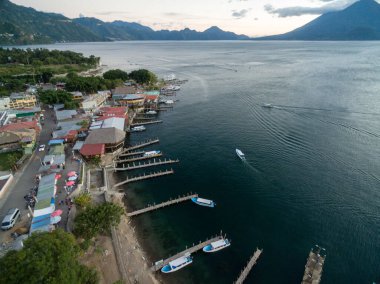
74;193;92;208
38;90;75;109
0;229;98;284
74;202;124;240
103;69;128;81
128;69;157;85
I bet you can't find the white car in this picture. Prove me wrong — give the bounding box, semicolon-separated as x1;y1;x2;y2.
38;144;46;152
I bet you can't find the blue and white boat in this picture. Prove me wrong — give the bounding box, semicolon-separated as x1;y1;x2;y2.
191;197;215;208
203;239;230;253
161;254;193;273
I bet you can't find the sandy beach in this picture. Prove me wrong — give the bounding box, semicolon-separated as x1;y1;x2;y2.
107;172;161;284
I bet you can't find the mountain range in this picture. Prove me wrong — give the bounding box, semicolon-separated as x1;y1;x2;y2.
259;0;380;40
1;0;380;45
0;0;248;45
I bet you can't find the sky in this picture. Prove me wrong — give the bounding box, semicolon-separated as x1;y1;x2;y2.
12;0;362;36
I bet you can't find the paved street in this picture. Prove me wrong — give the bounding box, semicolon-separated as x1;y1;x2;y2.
0;108;56;243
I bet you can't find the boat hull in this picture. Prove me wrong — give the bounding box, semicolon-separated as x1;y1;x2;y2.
235;149;246;161
191;197;215;208
203;241;231;253
161;258;192;273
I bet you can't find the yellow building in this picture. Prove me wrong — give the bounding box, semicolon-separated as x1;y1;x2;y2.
8;93;37;109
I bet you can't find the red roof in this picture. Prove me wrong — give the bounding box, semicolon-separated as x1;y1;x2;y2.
0;120;39;132
98;106;127;117
80;144;105;156
144;95;159;101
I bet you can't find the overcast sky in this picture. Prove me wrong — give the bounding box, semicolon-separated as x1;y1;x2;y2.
12;0;362;36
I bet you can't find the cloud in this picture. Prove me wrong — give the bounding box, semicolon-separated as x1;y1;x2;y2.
264;0;357;17
232;9;250;19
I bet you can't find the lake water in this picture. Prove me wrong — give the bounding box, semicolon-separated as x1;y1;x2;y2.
45;41;380;283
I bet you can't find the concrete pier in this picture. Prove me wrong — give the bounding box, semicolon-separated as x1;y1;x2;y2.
127;193;198;217
115;153;162;163
131;120;163;127
301;246;326;284
113;169;174;188
122;138;159;153
234;248;263;284
114;158;179;171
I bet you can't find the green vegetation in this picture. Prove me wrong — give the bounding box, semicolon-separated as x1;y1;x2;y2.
38;90;79;110
0;48;100;96
74;193;92;208
129;69;157;85
0;151;23;171
103;69;129;81
74;202;124;240
0;229;98;284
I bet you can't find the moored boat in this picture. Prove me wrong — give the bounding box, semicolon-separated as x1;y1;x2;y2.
161;254;193;273
203;239;231;253
130;126;146;132
191;197;215;208
236;149;246;161
143;150;161;157
146;110;157;115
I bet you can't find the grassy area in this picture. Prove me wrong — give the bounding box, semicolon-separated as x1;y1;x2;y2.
0;151;23;171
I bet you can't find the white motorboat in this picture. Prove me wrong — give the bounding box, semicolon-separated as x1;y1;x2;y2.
236;149;246;161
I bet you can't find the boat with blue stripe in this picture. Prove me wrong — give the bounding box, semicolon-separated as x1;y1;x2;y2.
161;254;193;273
203;239;230;253
191;197;215;208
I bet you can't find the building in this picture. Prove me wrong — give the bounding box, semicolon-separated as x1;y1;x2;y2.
0;97;10;111
81;92;108;113
55;109;78;121
6;93;37;109
0;111;9;126
89;117;125;131
80;143;105;159
83;127;125;153
0;132;21;151
116;94;145;108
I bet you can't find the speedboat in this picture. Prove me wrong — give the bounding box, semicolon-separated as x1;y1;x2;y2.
130;126;146;132
236;149;245;161
161;254;193;273
143;150;161;157
191;197;215;208
203;239;231;253
262;103;273;108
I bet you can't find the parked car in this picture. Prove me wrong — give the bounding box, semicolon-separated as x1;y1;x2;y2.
1;208;20;230
38;144;46;152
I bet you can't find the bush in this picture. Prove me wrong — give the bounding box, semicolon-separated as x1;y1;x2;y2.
74;202;124;240
103;69;128;81
129;69;157;85
75;193;92;208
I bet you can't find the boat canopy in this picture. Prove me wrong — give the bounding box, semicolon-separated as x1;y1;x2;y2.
197;198;212;205
211;239;227;249
236;149;244;156
169;256;188;267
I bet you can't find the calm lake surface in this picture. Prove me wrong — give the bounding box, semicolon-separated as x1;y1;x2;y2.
45;41;380;283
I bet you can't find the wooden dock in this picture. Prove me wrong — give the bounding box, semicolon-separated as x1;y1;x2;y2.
151;233;224;272
115;153;162;163
234;248;263;284
302;246;326;284
127;193;197;217
131;120;163;127
114;158;179;171
117;151;145;158
122;138;159;152
113;169;174;188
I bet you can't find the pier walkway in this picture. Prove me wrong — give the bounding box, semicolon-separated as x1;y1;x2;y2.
127;193;197;217
117;151;145;158
121;138;159;153
115;153;162;163
234;248;263;284
131;120;163;127
113;169;174;188
302;246;326;284
151;233;224;272
114;158;179;171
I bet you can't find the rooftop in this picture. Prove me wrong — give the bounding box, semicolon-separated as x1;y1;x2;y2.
84;127;125;145
80;143;105;156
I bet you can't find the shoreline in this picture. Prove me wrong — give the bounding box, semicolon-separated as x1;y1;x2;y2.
107;171;161;284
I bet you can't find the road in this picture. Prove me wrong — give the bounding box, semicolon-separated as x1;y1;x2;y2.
0;107;56;243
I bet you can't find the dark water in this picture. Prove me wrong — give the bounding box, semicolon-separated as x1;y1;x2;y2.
44;41;380;283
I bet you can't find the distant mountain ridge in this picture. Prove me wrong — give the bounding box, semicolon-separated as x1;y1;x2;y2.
0;0;249;45
257;0;380;40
